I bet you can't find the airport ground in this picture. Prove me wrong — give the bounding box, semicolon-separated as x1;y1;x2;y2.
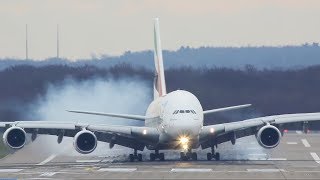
0;131;319;179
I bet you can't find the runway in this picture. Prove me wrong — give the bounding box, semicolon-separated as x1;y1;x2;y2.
0;131;320;179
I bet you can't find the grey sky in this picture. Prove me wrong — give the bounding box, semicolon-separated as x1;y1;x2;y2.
1;0;320;60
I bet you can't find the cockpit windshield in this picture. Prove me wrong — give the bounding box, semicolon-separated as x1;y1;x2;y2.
173;110;196;114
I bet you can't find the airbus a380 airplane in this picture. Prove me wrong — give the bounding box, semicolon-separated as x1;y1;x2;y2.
1;19;320;162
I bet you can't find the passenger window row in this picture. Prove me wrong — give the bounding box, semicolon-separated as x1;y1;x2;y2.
173;110;196;114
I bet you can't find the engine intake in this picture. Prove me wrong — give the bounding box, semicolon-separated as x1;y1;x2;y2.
256;125;281;149
73;130;97;154
3;127;26;149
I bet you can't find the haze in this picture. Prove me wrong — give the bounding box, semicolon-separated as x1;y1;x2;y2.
0;0;320;59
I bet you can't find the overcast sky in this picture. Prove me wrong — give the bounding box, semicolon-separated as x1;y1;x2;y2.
1;0;320;60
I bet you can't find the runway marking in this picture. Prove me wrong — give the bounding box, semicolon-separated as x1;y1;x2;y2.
97;168;137;172
0;169;23;173
171;168;212;172
248;153;267;156
286;142;298;145
37;154;57;165
267;158;287;161
301;139;311;147
310;152;320;164
40;172;57;177
296;131;303;134
247;169;285;172
76;160;101;163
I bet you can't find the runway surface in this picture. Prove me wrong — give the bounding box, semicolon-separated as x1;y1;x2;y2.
0;131;320;179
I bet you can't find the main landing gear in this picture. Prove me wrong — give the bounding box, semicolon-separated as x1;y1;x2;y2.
129;149;143;162
207;146;220;161
180;149;198;161
150;150;165;161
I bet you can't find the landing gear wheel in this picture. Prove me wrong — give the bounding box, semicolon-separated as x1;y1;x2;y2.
138;154;143;161
180;152;187;161
129;154;134;162
150;153;155;161
207;153;212;161
186;152;192;159
191;152;197;161
159;153;165;161
215;152;220;161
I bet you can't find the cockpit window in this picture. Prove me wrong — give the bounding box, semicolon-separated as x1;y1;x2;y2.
173;110;179;114
173;110;196;115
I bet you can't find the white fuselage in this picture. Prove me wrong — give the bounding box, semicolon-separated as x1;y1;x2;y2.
145;90;204;150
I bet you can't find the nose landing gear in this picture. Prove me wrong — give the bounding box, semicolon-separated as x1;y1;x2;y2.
180;149;197;161
150;150;165;161
207;146;220;161
129;149;143;162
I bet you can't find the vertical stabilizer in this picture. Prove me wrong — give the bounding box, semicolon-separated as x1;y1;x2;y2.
153;18;167;99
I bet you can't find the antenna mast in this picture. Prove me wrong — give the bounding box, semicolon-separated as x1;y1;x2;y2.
26;24;28;60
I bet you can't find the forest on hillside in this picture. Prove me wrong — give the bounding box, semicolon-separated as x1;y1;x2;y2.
1;63;320;129
1;44;320;71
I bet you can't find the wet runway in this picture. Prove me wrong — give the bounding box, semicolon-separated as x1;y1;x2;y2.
0;131;320;179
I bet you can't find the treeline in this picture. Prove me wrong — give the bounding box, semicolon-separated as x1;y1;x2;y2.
1;44;320;71
1;64;320;129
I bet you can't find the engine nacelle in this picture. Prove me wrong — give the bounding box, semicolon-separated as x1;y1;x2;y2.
73;130;97;154
256;125;281;149
3;127;26;149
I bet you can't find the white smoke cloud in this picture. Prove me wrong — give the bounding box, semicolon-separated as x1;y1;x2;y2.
27;77;152;156
31;77;152;126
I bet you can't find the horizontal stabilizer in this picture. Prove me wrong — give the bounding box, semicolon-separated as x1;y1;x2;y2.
67;110;146;121
203;104;251;115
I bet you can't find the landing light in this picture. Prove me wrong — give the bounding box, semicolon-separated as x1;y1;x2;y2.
182;144;188;150
210;128;215;133
143;129;147;135
180;137;189;144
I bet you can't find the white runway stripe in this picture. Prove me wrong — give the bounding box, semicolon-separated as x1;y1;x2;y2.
76;160;101;163
301;139;311;147
0;169;23;173
267;158;287;161
40;172;57;177
310;152;320;164
37;154;57;165
171;168;212;172
247;169;285;172
286;142;298;145
248;153;267;156
98;168;137;172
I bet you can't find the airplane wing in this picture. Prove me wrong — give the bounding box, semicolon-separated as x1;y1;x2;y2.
200;113;320;149
0;121;159;151
203;104;251;115
67;110;147;121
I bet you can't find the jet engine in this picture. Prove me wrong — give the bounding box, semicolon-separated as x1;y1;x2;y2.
256;125;281;148
73;130;97;154
3;127;26;149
